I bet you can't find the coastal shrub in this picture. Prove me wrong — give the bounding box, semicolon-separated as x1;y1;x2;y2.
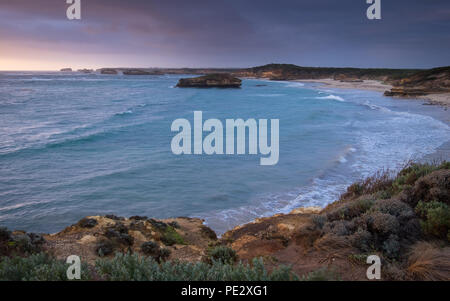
371;199;412;218
0;253;91;281
104;229;134;246
95;253;298;281
349;228;373;252
415;201;450;239
300;267;340;281
322;220;352;236
348;254;369;265
78;218;98;228
327;199;375;222
402;169;450;208
382;234;401;259
364;212;399;236
168;221;180;229
96;240;115;257
407;241;450;281
200;225;218;240
148;219;168;231
310;214;327;229
392;162;445;194
340;170;393;200
206;246;237;264
160;226;185;246
141;241;171;262
0;227;11;242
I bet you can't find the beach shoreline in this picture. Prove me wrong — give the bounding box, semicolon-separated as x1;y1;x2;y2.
292;78;450;107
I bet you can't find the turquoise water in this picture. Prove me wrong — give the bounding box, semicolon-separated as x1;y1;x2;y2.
0;72;449;234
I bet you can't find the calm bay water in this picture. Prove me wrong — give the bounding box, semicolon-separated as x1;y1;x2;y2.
0;72;449;234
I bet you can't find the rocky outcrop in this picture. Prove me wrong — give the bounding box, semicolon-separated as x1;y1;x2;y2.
384;66;450;98
384;87;428;97
41;216;217;264
60;68;72;72
100;68;118;75
176;74;242;88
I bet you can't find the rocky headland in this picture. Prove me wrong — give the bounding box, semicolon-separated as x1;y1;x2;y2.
383;66;450;106
1;161;449;281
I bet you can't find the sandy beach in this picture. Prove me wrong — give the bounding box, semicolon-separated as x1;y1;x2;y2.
295;78;450;107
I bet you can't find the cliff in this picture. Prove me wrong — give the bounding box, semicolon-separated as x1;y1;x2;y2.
384;66;450;97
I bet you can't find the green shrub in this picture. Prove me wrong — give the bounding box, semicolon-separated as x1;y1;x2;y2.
95;253;298;281
415;201;450;239
206;246;237;264
301;267;340;281
348;254;368;265
327;199;375;222
0;253;91;281
141;241;171;262
310;214;327;229
393;163;441;192
160;226;185;246
340;170;393;200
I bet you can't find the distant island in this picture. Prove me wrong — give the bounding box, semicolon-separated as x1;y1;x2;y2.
176;74;242;88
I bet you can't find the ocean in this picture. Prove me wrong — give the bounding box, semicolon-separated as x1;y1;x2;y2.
0;72;449;234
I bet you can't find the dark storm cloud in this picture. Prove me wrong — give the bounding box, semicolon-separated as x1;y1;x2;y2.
0;0;449;68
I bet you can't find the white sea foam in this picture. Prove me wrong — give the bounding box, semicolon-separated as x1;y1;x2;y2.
316;94;345;102
285;82;305;88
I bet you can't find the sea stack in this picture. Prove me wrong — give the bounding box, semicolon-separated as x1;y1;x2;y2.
176;73;242;88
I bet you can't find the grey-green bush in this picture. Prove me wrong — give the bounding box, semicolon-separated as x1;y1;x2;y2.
0;253;91;281
95;253;299;281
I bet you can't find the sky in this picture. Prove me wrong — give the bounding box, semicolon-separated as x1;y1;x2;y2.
0;0;449;70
